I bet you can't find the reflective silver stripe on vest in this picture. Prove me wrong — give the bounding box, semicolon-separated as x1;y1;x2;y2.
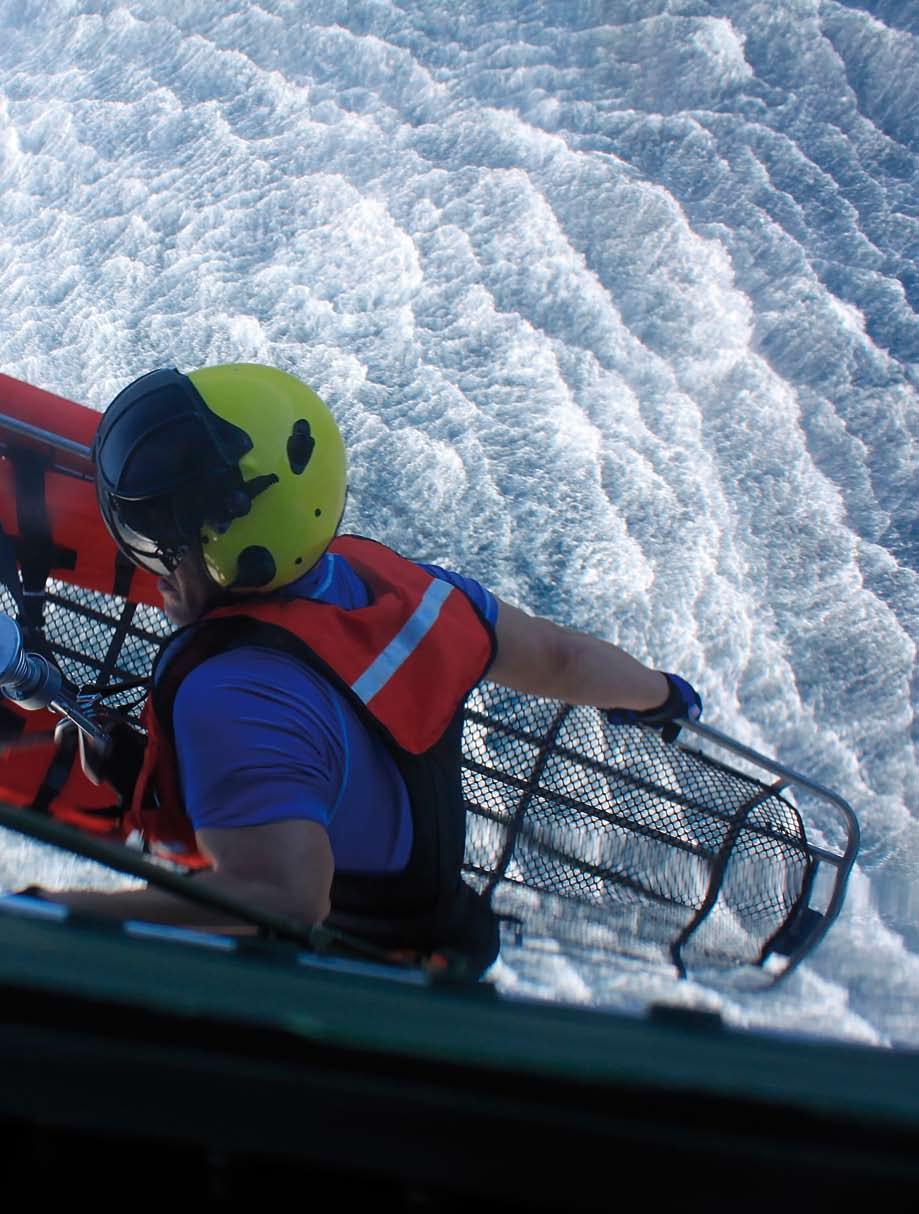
350;577;453;705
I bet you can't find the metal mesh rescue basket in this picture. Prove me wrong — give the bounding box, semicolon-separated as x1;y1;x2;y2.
0;576;858;986
460;683;858;984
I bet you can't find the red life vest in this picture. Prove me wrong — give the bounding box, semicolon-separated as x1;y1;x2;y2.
128;536;499;965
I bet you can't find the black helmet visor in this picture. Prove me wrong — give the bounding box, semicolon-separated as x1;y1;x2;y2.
103;491;197;576
94;368;252;576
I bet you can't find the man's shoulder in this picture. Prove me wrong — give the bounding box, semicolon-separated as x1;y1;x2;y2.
174;644;333;713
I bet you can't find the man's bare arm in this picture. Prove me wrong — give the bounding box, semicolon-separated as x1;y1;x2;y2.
44;818;334;930
488;598;669;711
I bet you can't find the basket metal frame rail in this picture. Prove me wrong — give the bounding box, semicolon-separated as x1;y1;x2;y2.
0;411;94;480
672;718;860;982
460;695;860;988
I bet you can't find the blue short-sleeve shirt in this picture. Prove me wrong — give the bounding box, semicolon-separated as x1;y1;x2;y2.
169;551;497;873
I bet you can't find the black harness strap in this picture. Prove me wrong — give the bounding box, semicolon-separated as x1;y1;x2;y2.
30;721;78;815
0;701;26;744
0;523;24;615
96;599;140;690
11;451;77;639
113;550;134;600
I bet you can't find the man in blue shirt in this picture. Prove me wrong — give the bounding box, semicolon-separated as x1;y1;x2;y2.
53;364;701;963
165;549;498;875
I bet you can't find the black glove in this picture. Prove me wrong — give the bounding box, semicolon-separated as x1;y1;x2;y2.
604;673;702;743
53;709;147;805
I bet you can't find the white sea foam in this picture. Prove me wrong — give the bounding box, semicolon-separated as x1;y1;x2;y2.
0;0;916;1047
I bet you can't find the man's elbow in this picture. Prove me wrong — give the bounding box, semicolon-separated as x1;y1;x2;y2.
258;882;330;927
204;870;330;929
297;891;331;927
196;821;334;928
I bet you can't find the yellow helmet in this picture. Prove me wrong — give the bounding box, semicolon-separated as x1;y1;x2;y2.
94;363;347;593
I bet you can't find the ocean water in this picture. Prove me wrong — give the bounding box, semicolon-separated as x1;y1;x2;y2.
0;0;917;1049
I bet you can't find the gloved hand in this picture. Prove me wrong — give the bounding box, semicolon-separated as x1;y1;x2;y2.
53;708;147;804
604;673;702;744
